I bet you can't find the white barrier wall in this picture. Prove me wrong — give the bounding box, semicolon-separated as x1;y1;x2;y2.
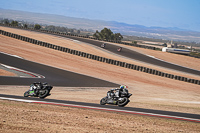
162;47;190;55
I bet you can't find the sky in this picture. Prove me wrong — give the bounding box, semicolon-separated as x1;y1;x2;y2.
1;0;200;32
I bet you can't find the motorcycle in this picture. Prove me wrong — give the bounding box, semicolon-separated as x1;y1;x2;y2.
101;43;106;48
100;88;132;107
24;82;53;98
117;47;122;52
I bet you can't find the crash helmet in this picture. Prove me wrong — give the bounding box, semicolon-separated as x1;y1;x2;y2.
120;85;128;89
120;85;125;89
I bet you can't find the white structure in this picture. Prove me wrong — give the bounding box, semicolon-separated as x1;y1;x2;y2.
162;47;190;55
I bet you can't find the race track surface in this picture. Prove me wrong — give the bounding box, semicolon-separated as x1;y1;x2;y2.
0;53;118;87
0;30;200;122
1;31;199;122
60;35;200;76
0;94;199;122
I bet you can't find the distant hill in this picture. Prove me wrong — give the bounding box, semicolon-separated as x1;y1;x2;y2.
0;8;200;43
0;9;108;30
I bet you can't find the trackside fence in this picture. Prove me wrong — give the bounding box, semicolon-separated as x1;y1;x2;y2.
1;24;200;59
0;29;200;85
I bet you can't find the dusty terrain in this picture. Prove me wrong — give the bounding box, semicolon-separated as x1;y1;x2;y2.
0;69;16;77
1;100;200;133
0;26;200;132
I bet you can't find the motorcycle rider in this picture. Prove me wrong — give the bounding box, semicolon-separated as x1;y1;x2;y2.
107;85;128;99
115;85;128;98
117;47;122;52
101;43;106;48
29;82;43;95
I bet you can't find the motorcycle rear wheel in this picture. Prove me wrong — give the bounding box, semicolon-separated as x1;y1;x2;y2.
38;89;49;99
118;97;129;107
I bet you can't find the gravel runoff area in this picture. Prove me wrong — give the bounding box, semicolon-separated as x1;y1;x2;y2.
0;26;200;132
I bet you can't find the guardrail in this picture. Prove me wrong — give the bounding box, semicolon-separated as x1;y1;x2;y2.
0;24;158;51
0;29;200;85
38;30;158;50
1;24;200;59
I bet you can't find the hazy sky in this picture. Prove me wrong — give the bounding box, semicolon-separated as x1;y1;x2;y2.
1;0;200;31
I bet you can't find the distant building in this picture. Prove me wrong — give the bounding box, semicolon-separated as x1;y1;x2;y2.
167;44;173;48
162;43;167;47
174;43;178;48
162;47;190;55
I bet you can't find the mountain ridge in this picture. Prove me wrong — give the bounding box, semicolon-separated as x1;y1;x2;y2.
0;8;200;43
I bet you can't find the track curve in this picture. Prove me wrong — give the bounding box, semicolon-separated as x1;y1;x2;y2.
59;35;200;76
1;30;199;122
0;94;199;122
0;53;118;87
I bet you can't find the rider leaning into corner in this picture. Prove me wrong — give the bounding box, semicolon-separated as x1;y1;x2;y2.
107;85;128;99
29;82;43;95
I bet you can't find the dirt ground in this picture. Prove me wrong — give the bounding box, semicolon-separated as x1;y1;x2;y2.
0;69;16;77
0;100;200;133
0;26;200;132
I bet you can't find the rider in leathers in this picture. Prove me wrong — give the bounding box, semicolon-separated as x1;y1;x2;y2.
29;82;43;95
108;85;128;99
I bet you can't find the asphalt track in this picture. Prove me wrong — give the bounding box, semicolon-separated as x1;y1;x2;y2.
0;53;118;87
58;34;200;76
0;94;199;122
1;54;199;122
0;31;199;122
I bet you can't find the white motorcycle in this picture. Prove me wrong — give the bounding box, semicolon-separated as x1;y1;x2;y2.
100;88;132;107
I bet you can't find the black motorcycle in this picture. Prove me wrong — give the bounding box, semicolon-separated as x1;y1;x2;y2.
24;82;53;98
100;89;132;107
117;47;122;52
101;43;106;48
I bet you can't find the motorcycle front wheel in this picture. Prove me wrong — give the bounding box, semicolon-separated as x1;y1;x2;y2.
118;97;129;107
24;91;29;97
100;98;107;105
